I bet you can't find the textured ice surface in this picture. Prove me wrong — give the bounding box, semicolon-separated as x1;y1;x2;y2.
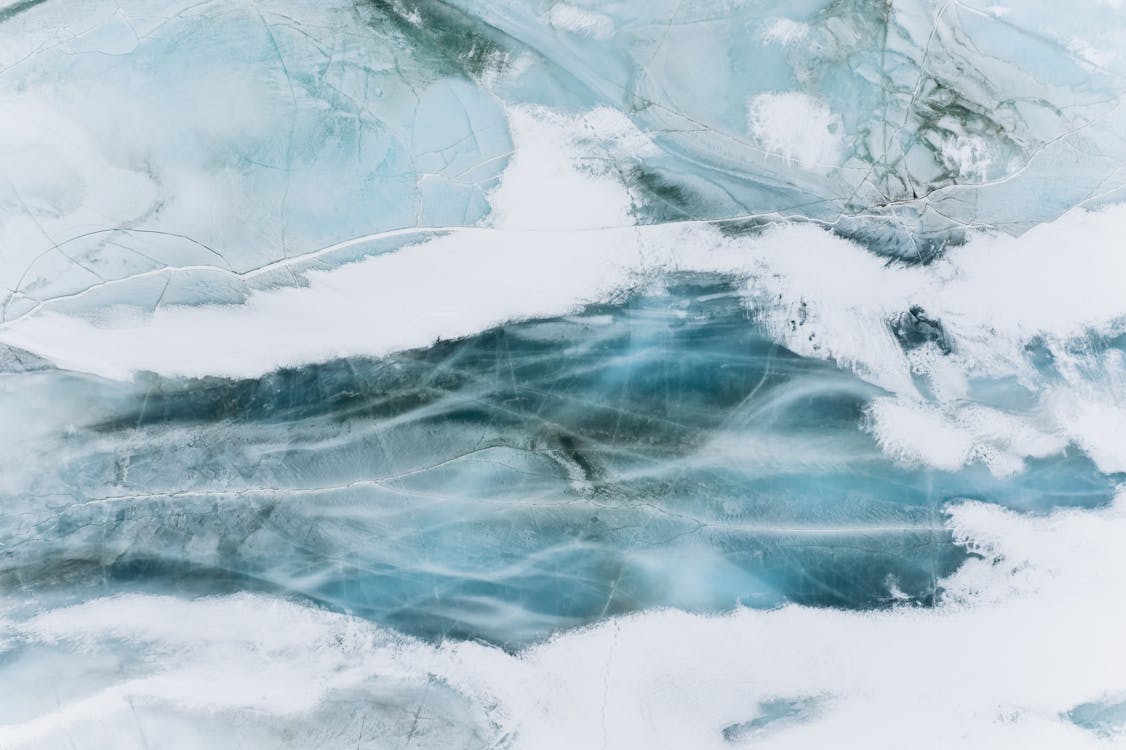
2;0;1126;747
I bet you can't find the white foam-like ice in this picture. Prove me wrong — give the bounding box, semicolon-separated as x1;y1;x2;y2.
866;398;1067;477
762;18;810;46
485;106;642;231
1044;349;1126;474
547;2;615;39
746;92;844;173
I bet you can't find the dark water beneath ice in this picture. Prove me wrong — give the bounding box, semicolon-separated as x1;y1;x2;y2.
2;276;1114;647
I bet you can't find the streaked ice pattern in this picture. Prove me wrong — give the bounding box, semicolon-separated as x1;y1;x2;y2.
1;0;1125;747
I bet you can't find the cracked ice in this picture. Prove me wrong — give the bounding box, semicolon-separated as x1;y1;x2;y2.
1;1;1126;748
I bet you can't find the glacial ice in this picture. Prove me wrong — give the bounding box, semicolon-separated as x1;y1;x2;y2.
2;0;1126;748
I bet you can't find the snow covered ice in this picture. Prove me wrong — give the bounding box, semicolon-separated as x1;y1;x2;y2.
2;0;1126;747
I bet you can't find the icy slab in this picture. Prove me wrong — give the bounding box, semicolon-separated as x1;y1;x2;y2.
432;0;1126;253
0;0;511;320
2;494;1126;749
0;279;1118;646
2;0;1126;747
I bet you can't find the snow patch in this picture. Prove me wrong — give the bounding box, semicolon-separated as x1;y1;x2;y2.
747;93;842;173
